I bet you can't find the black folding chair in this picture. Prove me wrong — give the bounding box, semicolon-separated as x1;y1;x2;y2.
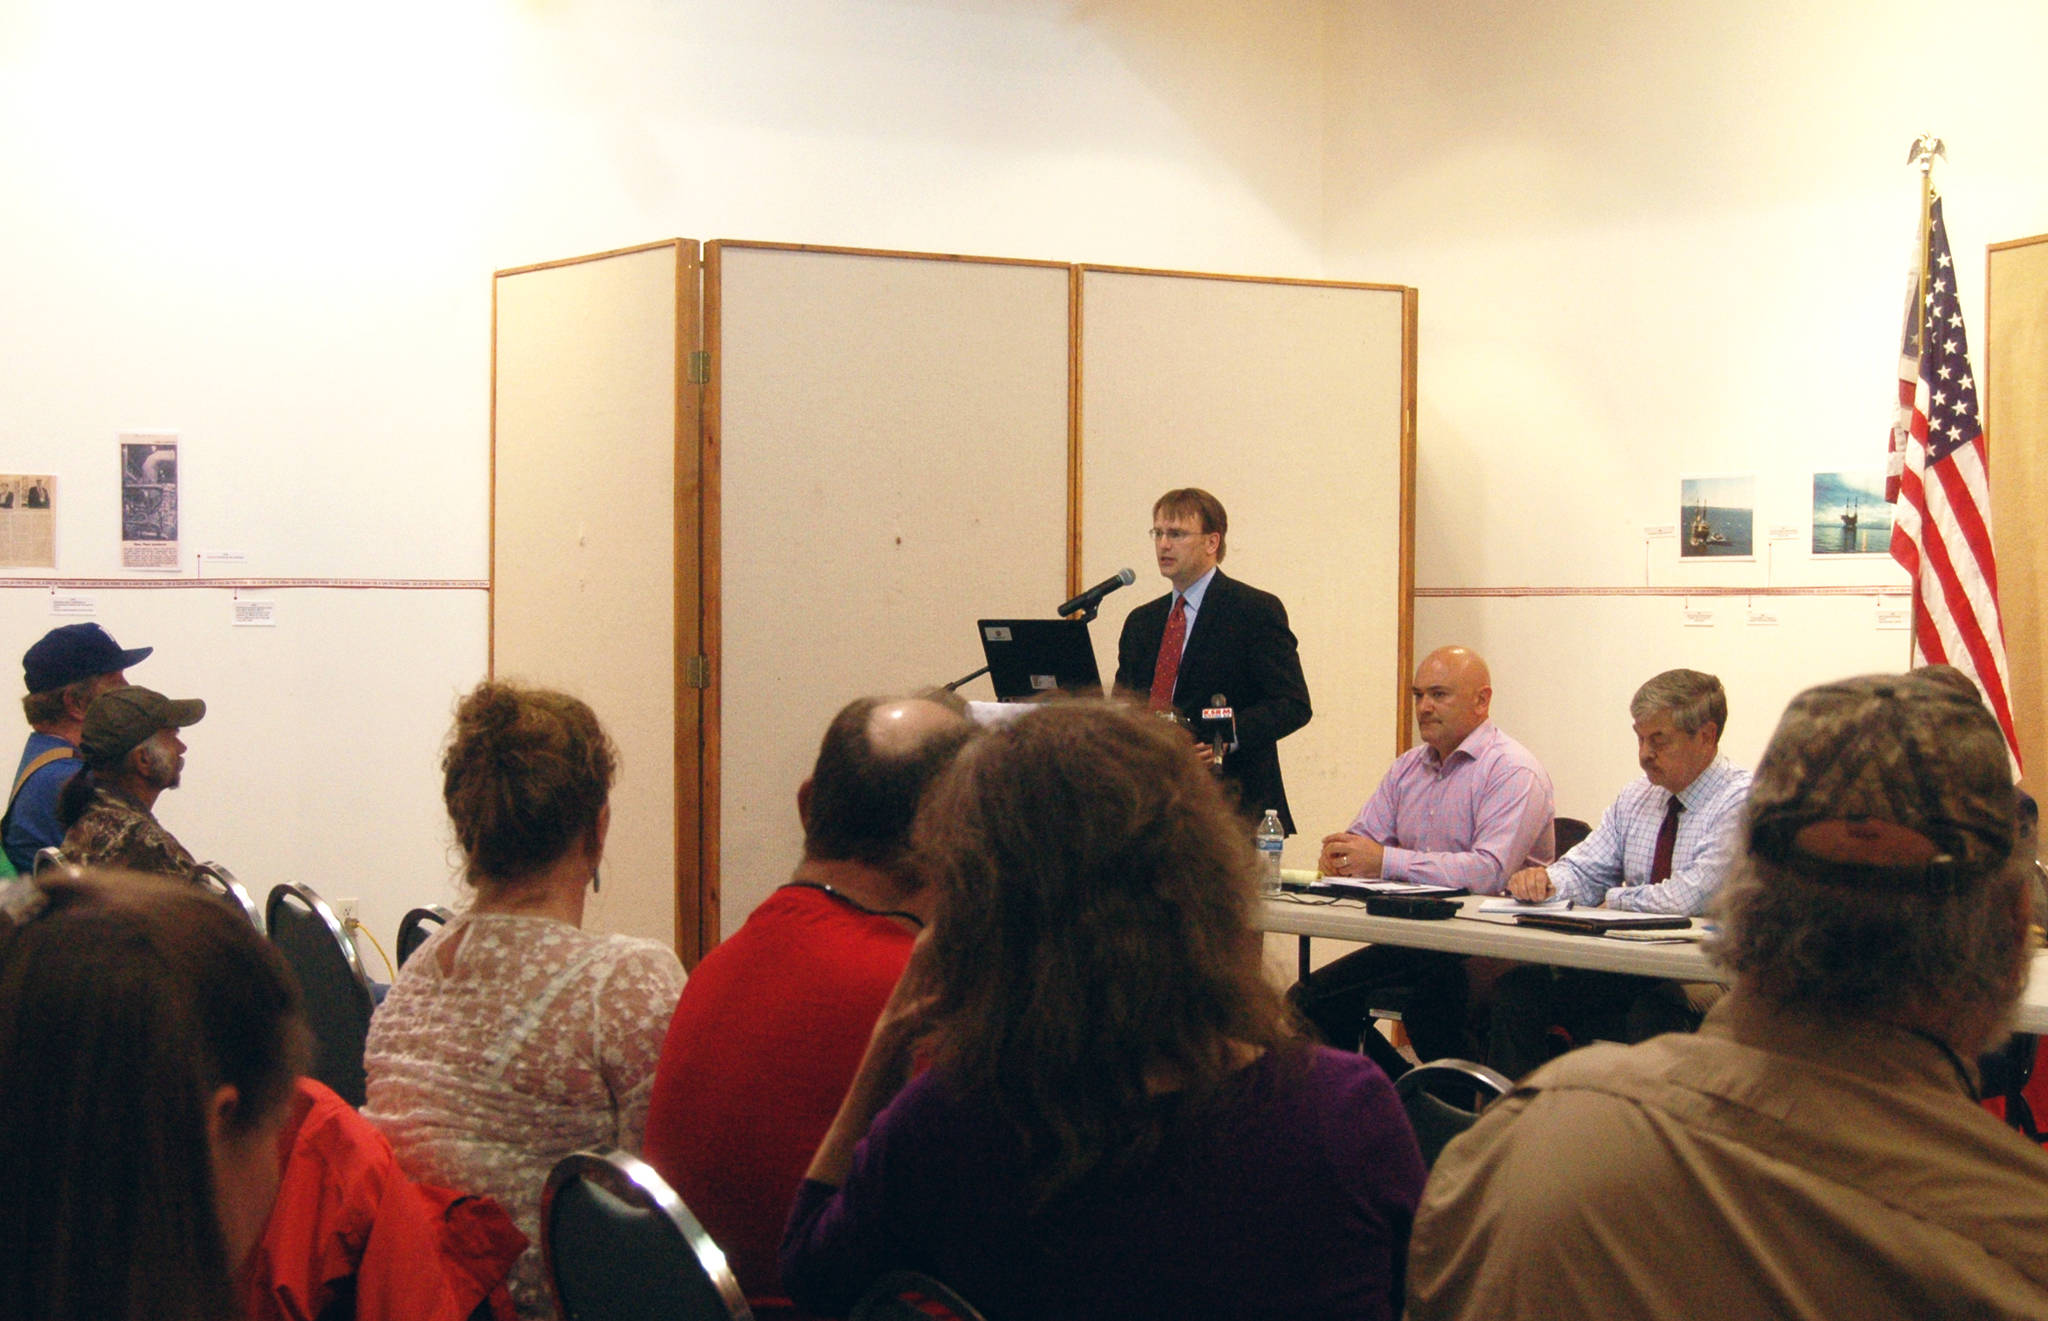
1981;1032;2042;1140
1553;815;1593;856
266;882;376;1107
542;1148;752;1321
32;845;65;877
194;861;262;932
396;904;454;967
851;1271;989;1321
1395;1057;1512;1169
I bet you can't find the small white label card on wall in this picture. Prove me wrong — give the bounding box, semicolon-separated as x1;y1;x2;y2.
49;593;94;616
1747;606;1780;627
1683;605;1718;627
197;550;247;578
232;599;277;628
1875;597;1911;630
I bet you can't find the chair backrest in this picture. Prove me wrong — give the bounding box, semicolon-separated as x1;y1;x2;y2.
395;904;454;968
1553;816;1593;857
850;1271;989;1321
32;845;65;878
266;882;376;1107
541;1149;752;1321
1394;1057;1512;1169
195;861;263;932
1980;1031;2042;1139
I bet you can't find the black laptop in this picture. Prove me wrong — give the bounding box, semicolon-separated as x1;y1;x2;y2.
976;619;1104;701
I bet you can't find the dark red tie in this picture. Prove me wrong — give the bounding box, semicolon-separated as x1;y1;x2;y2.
1148;596;1187;712
1649;795;1683;883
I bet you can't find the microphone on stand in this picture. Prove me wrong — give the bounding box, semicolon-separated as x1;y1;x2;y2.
1057;568;1136;618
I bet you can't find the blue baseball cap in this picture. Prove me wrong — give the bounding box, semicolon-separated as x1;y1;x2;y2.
22;623;153;695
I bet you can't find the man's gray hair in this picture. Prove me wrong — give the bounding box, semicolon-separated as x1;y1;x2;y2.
1709;852;2029;1026
1629;668;1725;736
1707;669;2029;1036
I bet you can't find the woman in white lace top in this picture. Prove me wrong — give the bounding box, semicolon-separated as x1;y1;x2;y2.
364;682;685;1319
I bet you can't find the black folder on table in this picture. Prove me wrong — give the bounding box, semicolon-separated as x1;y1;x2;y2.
977;619;1103;701
1514;911;1692;935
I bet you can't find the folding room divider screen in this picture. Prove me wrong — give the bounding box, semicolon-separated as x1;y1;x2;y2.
494;240;1414;958
1989;231;2048;796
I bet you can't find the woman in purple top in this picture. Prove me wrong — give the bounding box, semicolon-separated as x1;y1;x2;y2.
782;701;1425;1321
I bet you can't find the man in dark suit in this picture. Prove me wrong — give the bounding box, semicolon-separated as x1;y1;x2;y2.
1113;488;1311;832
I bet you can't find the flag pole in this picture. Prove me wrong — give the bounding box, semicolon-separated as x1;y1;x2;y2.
1903;133;1944;669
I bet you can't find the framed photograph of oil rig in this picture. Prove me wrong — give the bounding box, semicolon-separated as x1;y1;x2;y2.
1810;470;1892;556
1678;473;1755;560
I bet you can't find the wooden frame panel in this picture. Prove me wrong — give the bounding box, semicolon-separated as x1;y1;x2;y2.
1075;264;1416;867
1989;232;2048;797
705;242;1074;926
496;237;1417;943
490;240;703;954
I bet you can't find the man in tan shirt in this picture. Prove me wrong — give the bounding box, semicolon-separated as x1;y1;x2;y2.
1408;669;2048;1319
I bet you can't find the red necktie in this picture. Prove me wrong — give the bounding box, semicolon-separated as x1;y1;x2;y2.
1148;596;1187;712
1649;796;1683;883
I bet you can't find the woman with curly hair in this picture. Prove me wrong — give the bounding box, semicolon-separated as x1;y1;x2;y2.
782;700;1424;1320
364;682;684;1319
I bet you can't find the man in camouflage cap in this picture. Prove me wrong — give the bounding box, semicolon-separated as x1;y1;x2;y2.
1407;669;2048;1319
56;686;205;883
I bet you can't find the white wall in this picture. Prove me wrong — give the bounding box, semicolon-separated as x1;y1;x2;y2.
1324;0;2048;813
18;0;2041;944
0;0;1337;945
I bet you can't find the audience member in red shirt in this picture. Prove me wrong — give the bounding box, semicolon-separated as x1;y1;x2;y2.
643;694;974;1316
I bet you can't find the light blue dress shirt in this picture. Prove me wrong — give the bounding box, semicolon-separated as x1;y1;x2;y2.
1549;755;1752;915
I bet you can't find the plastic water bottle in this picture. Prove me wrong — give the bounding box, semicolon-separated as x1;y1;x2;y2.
1255;810;1285;896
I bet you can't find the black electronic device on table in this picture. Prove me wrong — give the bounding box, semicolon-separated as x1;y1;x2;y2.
1363;894;1462;920
976;619;1104;702
1514;911;1692;934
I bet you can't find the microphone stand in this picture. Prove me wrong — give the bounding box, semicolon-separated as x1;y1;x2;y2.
943;664;990;693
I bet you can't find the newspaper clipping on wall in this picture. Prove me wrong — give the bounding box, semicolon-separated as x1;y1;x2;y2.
120;433;179;570
0;474;56;568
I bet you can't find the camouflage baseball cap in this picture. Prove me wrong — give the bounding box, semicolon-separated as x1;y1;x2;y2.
1747;669;2016;891
78;686;206;768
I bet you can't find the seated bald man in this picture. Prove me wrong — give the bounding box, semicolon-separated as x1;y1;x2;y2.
1294;646;1554;1075
641;695;975;1317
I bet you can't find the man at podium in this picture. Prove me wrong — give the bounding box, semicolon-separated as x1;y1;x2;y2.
1114;488;1311;832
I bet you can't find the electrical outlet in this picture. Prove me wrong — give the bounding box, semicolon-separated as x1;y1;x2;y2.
335;897;361;930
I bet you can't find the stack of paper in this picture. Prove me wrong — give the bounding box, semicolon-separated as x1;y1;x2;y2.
1476;896;1571;914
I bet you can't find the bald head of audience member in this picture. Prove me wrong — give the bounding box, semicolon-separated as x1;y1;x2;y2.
799;696;975;886
1412;646;1492;759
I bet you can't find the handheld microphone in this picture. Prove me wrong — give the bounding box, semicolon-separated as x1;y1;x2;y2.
1201;694;1237;769
1057;567;1136;617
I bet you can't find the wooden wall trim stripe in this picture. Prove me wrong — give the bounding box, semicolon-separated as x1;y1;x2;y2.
1415;585;1905;598
0;578;488;590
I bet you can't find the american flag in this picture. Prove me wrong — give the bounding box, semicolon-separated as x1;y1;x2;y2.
1886;194;2022;770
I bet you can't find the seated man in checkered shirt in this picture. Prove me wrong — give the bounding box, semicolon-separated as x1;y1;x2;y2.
1487;668;1751;1078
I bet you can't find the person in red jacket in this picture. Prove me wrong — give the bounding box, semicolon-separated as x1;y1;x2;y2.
642;694;974;1316
242;1078;527;1321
